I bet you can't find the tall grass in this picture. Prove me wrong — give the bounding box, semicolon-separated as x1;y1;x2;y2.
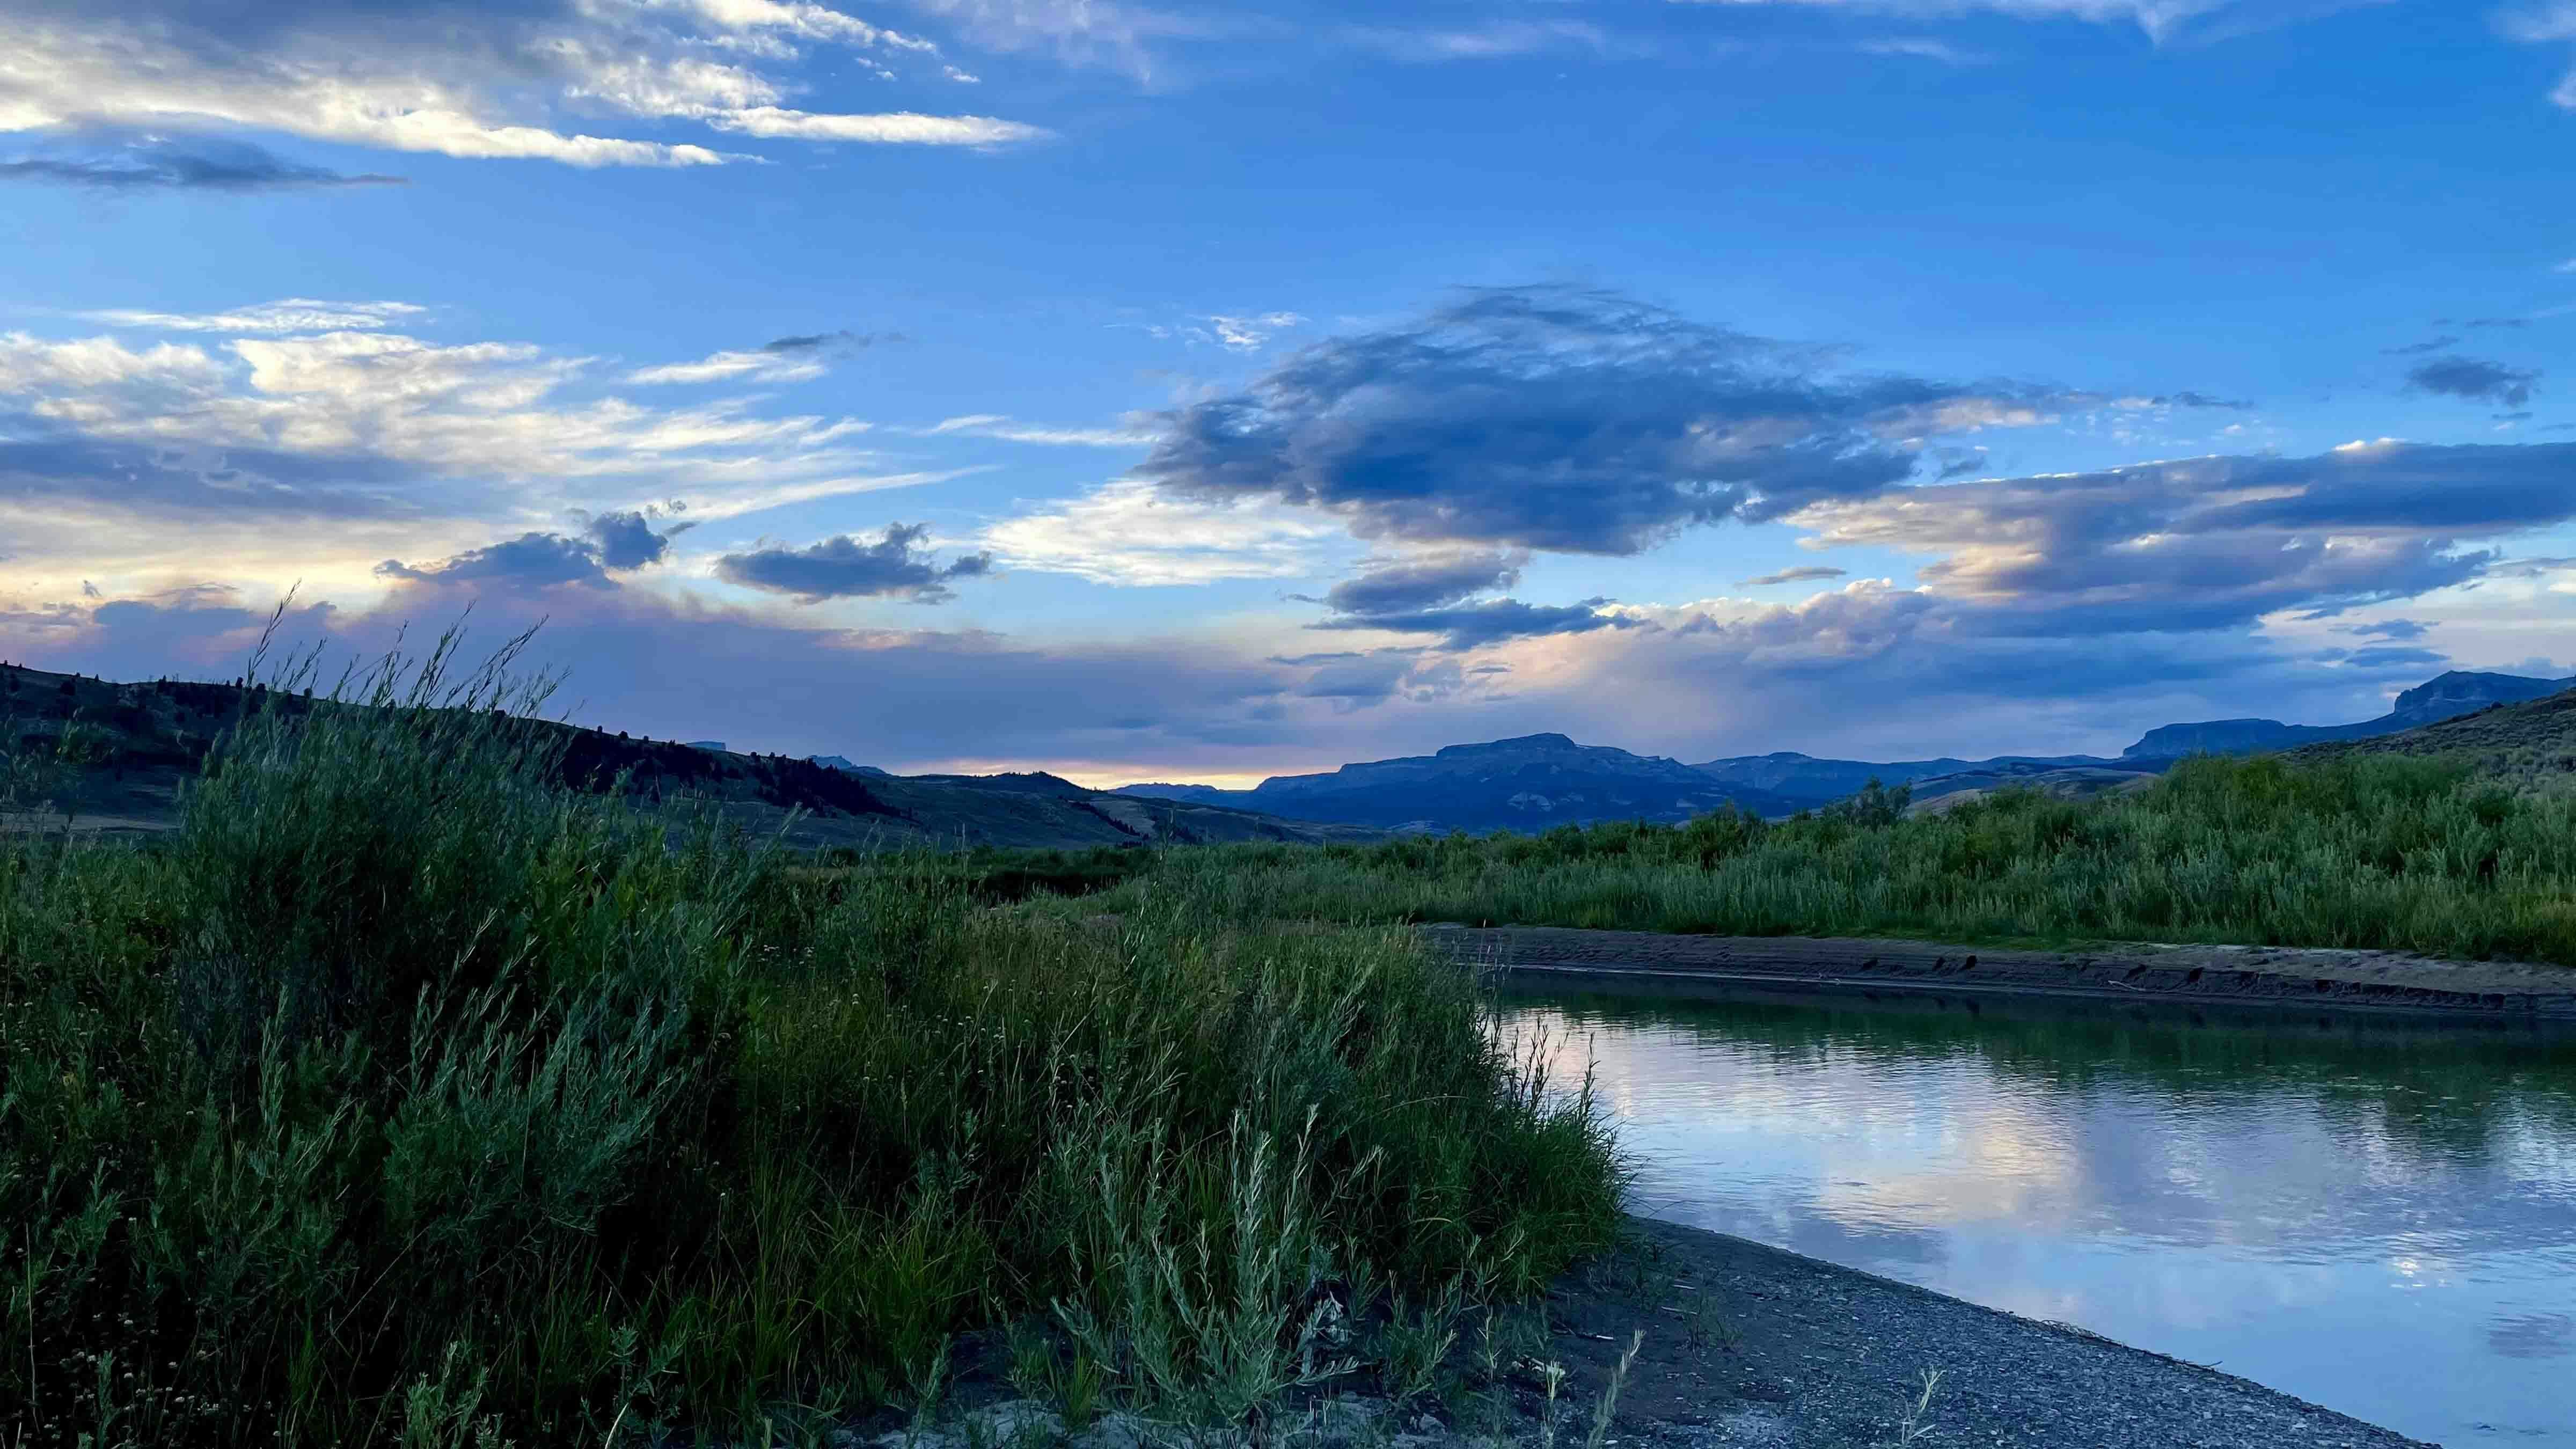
1074;754;2576;964
0;639;1622;1446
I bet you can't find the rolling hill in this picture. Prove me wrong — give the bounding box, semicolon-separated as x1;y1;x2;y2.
2289;683;2576;788
1115;733;1798;831
0;664;1378;851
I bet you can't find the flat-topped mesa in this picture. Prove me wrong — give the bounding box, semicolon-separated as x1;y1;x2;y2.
2391;670;2574;719
1435;732;1583;758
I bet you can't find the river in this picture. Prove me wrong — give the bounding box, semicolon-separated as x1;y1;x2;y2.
1498;985;2576;1446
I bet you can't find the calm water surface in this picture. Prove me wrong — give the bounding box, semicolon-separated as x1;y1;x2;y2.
1499;986;2576;1447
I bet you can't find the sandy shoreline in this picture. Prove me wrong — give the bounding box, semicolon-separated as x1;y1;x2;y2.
1425;923;2576;1024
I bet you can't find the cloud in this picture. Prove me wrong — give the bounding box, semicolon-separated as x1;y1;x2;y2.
1314;597;1640;651
1790;440;2576;632
1134;284;2087;557
2501;2;2576;106
0;324;922;534
2384;335;2462;356
897;0;1196;79
2340;645;2447;669
0;0;1043;168
2341;618;2429;641
377;531;617;589
627;333;877;385
79;299;430;333
1855;37;1992;63
0;134;405;190
1207;312;1306;350
1738;565;1849;587
1320;551;1525;615
982;479;1341;585
2406;356;2541;407
1672;0;2372;47
702;107;1048;144
374;510;675;590
922;414;1160;446
715;523;994;602
1338;20;1621;63
584;508;675;570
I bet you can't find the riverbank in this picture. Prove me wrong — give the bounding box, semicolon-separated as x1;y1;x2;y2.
1428;924;2576;1023
853;1214;2425;1449
1553;1217;2428;1448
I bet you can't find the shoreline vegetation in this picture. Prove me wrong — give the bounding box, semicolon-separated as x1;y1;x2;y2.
1;641;1623;1445
1018;754;2576;969
4;639;2538;1445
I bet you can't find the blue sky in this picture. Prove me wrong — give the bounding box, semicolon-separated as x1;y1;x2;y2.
5;0;2576;783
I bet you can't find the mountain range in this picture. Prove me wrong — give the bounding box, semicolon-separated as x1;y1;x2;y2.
12;662;2568;848
1115;669;2576;830
0;664;1380;852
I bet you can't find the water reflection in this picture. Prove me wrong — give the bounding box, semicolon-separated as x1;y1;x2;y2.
1501;987;2576;1446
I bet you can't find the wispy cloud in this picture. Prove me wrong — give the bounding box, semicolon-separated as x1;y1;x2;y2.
80;299;430;334
1667;0;2372;47
0;318;932;567
984;479;1341;585
921;414;1160;446
1738;565;1849;587
0;134;406;191
0;0;1046;167
2406;356;2541;407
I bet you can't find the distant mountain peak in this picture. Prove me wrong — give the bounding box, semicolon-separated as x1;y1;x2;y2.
1436;732;1582;757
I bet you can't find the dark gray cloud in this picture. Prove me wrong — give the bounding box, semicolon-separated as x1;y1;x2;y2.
1312;597;1641;650
2343;618;2429;641
377;532;613;589
374;514;677;590
1132;284;2088;555
0;435;435;518
2408;357;2541;406
0;135;406;191
584;509;673;570
1797;441;2576;634
763;330;870;353
1321;552;1523;614
1739;565;1847;587
2343;645;2449;670
715;524;995;603
2384;335;2462;356
2148;391;2251;410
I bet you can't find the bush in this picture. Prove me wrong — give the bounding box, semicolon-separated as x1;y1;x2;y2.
1072;753;2576;964
0;639;1621;1445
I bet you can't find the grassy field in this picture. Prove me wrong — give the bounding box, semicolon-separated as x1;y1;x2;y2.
1060;755;2576;966
0;646;1622;1447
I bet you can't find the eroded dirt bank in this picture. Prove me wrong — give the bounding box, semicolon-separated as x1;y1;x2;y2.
1424;924;2576;1023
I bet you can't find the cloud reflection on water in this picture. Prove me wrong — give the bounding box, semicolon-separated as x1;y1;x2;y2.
1501;991;2576;1445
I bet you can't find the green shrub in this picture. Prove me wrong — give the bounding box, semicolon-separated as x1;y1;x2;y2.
1073;753;2576;964
0;637;1620;1446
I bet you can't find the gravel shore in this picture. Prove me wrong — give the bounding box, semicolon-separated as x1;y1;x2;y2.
1556;1217;2429;1448
1426;923;2576;1024
866;1216;2424;1449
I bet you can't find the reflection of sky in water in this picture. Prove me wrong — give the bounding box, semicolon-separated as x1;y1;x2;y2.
1502;992;2576;1447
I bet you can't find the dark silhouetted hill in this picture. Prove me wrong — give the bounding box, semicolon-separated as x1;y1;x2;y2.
1115;732;1795;831
0;663;1378;850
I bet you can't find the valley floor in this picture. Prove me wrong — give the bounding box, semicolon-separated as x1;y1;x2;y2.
1429;925;2576;1024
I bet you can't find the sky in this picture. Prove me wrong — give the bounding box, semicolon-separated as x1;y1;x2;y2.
4;0;2576;785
